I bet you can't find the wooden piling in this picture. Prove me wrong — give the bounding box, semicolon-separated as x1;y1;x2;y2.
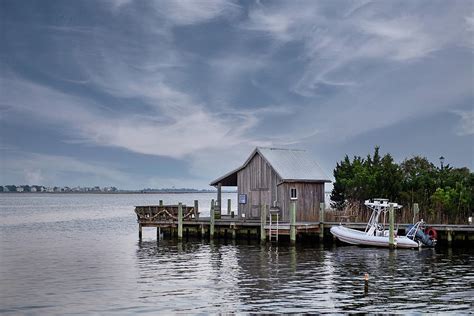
210;199;215;239
260;203;267;242
389;204;395;248
319;202;325;240
232;224;236;239
201;224;205;237
139;223;143;240
413;203;419;223
227;199;231;215
447;228;453;244
217;183;222;215
157;227;160;240
290;201;296;244
177;202;183;240
194;200;199;220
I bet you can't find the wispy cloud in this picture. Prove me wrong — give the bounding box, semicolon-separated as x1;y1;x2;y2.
2;151;129;185
0;76;263;158
452;110;474;136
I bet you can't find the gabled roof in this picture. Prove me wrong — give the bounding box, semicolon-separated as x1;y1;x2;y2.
210;147;331;186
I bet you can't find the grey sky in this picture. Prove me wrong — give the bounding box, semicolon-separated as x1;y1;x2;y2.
1;0;473;189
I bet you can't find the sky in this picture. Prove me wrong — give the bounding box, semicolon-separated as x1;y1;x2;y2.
0;0;473;190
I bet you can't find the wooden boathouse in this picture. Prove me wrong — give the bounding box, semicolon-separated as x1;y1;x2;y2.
210;147;331;222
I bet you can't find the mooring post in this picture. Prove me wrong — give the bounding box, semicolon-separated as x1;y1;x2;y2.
260;203;267;242
389;203;395;249
139;223;143;241
227;199;231;216
447;228;453;244
217;183;222;215
177;202;183;240
210;199;215;239
413;203;419;224
290;201;296;244
319;202;325;240
194;200;199;220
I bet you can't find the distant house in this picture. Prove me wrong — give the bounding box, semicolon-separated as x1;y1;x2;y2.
210;147;331;222
16;186;24;192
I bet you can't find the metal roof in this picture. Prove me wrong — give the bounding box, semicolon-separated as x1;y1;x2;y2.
210;147;331;186
257;147;330;182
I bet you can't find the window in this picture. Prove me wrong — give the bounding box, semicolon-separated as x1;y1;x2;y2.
290;187;297;200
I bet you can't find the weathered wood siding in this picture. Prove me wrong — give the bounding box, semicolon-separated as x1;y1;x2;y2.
237;152;326;221
237;153;281;218
278;182;325;222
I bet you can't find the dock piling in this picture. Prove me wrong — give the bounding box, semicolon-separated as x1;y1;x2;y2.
290;201;296;244
447;228;453;244
139;223;143;240
178;202;183;240
194;200;199;220
389;203;395;248
413;203;419;224
319;202;325;240
227;199;231;215
260;203;267;242
210;199;215;239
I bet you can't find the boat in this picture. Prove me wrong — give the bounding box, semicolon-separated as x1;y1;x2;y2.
330;199;422;249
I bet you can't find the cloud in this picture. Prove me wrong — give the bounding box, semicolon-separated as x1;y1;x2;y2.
452;110;474;136
2;151;130;185
0;76;263;159
156;0;240;26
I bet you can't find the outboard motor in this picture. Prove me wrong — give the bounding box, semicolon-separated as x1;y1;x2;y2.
406;224;437;247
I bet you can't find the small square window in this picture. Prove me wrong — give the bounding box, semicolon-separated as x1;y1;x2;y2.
290;188;297;200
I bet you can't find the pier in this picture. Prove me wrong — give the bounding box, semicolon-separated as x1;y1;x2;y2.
135;201;474;244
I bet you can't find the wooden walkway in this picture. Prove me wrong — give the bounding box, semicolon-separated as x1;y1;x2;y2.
137;215;474;243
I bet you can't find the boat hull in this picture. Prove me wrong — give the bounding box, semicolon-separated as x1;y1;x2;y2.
330;225;419;249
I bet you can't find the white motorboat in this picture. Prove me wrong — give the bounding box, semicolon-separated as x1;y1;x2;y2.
330;199;419;249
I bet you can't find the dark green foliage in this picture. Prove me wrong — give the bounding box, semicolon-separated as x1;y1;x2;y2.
331;147;473;223
331;147;401;209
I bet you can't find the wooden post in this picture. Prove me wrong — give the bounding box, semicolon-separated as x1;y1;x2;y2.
232;224;236;239
413;203;419;224
178;202;183;240
389;204;395;249
201;224;205;237
210;199;215;239
157;227;160;240
290;201;296;244
217;183;222;215
447;228;453;244
260;203;267;242
194;200;199;220
319;202;325;240
139;223;143;241
227;199;231;216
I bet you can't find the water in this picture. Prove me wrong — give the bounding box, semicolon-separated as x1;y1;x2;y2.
1;193;473;314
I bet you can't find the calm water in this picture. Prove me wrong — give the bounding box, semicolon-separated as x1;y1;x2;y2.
1;193;473;314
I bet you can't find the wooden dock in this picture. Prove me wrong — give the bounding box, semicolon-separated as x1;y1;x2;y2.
135;201;474;244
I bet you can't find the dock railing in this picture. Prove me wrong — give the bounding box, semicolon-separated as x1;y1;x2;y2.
135;205;198;222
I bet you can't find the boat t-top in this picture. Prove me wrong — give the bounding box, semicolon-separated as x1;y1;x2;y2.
330;198;436;248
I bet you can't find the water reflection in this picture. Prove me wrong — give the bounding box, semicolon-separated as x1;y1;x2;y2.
135;240;473;313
